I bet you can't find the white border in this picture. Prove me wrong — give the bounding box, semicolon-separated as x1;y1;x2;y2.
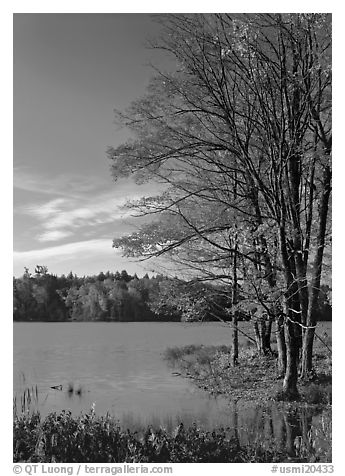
5;2;342;474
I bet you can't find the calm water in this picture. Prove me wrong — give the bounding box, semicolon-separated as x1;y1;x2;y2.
14;321;330;454
14;322;237;427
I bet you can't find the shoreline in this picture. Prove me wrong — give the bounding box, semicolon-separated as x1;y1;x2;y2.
13;405;331;463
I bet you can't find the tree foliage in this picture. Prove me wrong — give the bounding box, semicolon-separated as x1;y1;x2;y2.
108;14;332;395
13;267;241;323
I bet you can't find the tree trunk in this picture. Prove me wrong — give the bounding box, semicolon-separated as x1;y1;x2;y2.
254;320;264;355
301;328;315;377
275;313;286;377
279;222;300;399
283;311;299;399
231;311;239;366
253;316;273;355
263;316;273;353
231;246;239;366
301;165;331;378
281;262;301;397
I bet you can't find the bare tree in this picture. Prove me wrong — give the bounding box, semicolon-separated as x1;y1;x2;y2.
108;13;331;397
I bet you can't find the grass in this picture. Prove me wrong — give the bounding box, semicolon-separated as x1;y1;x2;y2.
302;384;332;405
13;385;39;415
13;407;331;463
165;345;282;400
163;322;332;405
164;344;331;404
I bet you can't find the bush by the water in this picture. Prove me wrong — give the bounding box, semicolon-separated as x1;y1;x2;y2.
14;408;331;463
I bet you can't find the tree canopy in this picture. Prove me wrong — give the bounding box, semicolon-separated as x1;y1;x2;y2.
13;267;242;323
108;14;332;397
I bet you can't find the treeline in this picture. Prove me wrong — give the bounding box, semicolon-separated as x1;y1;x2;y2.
13;266;331;323
13;266;234;322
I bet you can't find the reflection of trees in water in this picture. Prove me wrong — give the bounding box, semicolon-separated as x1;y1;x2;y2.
285;408;314;457
232;403;323;458
280;406;320;458
119;401;327;461
232;403;239;443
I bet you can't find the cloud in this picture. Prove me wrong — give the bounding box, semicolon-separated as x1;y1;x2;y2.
13;168;105;198
22;191;135;242
17;184;157;244
13;238;156;278
14;168;167;277
13;238;127;277
13;238;117;261
27;198;67;219
38;230;73;242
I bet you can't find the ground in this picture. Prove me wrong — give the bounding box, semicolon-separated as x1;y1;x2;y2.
163;321;332;405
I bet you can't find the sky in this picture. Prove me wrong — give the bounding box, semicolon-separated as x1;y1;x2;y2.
12;9;341;281
13;13;173;277
6;5;342;468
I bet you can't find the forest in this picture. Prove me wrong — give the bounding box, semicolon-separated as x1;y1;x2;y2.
13;265;331;324
13;265;236;322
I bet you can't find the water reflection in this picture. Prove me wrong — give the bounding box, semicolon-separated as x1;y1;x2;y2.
110;401;328;461
229;404;327;460
14;323;330;459
14;377;330;459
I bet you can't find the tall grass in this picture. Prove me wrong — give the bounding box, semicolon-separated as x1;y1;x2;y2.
13;408;331;463
13;385;39;416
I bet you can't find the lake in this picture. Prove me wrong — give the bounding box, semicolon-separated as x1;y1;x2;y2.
14;321;240;427
14;321;330;454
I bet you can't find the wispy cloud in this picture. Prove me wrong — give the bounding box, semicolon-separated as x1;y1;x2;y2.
28;198;67;219
13;238;116;261
14;168;165;244
14;168;106;198
38;230;73;242
21;191;137;243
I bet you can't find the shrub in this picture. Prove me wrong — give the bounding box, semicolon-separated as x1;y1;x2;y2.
303;384;332;405
13;412;42;462
163;344;201;363
13;409;331;463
